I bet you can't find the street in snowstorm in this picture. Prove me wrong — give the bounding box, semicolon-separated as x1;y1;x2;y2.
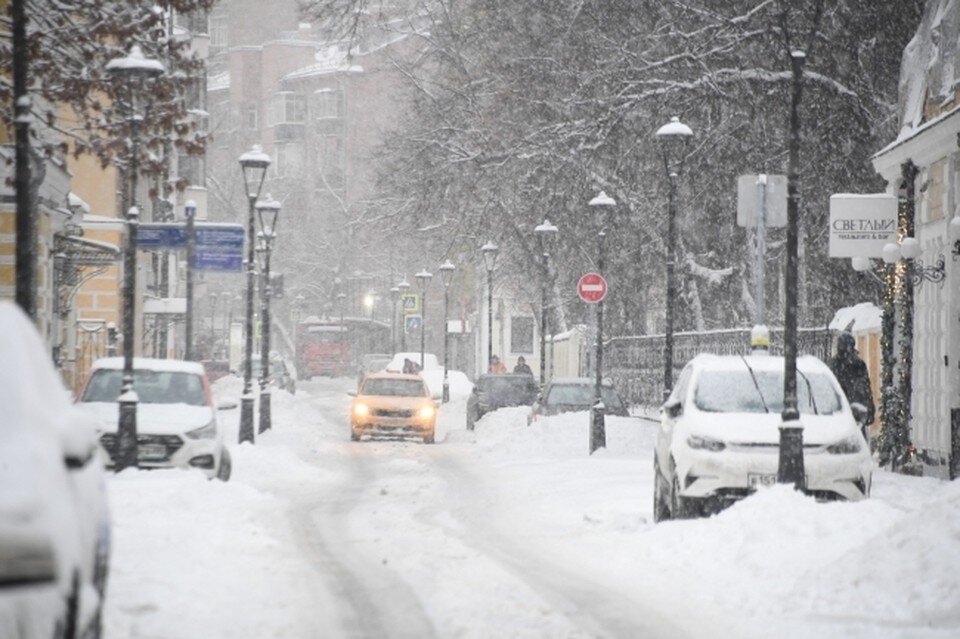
100;375;960;639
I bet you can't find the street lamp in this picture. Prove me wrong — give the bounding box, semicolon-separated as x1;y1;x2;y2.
237;145;271;444
415;269;433;370
533;219;559;386
106;44;164;471
256;194;281;434
481;242;499;373
208;292;219;358
337;291;347;366
588;192;616;454
655;116;693;403
183;199;198;360
438;260;456;402
397;278;410;351
389;285;400;354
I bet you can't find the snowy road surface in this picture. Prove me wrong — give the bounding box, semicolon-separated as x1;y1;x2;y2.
104;376;960;639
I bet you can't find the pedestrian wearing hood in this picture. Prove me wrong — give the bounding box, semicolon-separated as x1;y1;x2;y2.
829;332;875;434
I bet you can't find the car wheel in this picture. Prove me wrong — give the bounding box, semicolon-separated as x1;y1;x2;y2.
350;431;361;442
653;462;671;523
466;410;475;431
216;448;232;482
423;431;435;444
670;472;703;520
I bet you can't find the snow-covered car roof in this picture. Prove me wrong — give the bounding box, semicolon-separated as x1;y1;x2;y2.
684;353;833;375
90;357;206;375
385;352;440;371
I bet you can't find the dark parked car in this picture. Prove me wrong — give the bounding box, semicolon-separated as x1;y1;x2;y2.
529;377;629;423
467;374;540;430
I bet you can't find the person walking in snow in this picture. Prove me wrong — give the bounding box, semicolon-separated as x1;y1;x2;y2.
513;356;532;376
489;355;507;374
829;332;874;435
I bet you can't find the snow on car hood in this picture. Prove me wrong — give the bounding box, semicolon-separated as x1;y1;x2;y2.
683;410;857;446
76;402;214;435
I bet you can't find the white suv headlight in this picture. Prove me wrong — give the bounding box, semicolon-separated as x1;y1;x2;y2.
185;419;218;440
687;434;726;452
826;434;862;455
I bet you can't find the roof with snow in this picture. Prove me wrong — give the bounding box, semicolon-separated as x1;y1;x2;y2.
829;302;882;335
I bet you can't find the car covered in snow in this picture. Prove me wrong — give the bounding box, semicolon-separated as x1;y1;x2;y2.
0;301;110;639
77;358;232;481
350;373;438;443
467;373;539;430
384;352;440;373
653;354;873;522
529;377;629;423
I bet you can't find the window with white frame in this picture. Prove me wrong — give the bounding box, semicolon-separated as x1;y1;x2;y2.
243;102;258;131
313;88;344;120
273;143;304;178
209;12;228;54
315;136;344;189
269;92;306;127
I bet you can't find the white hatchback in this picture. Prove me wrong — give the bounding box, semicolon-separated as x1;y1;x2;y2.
653;354;873;521
77;358;232;481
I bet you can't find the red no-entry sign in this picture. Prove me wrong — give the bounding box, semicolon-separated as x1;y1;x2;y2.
577;272;607;303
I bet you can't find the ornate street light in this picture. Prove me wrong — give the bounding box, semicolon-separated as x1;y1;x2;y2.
105;44;164;471
397;278;411;351
655;116;693;404
438;260;456;402
588;192;616;454
256;195;281;433
481;242;499;373
415;269;433;370
237;145;271;444
533;219;559;387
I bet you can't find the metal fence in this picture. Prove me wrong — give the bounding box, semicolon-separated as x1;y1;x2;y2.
606;327;834;408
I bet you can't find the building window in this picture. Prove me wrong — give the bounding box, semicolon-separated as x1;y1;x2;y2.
243;102;258;131
315;136;344;189
177;152;205;188
209;12;228;54
510;316;534;354
274;143;304;178
269;92;306;127
312;88;343;120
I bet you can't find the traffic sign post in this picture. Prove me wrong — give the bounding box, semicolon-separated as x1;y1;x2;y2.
138;222;245;272
577;272;607;304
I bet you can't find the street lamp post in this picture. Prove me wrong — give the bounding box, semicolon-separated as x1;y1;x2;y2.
106;45;164;471
481;242;499;373
439;261;456;402
389;285;400;355
397;279;410;352
208;292;219;358
184;200;197;360
237;145;271;444
256;195;281;434
589;192;616;455
415;269;433;370
655;116;693;403
337;291;347;371
533;219;559;386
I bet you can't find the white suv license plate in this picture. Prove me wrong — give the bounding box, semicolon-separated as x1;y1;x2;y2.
138;444;168;462
748;473;777;488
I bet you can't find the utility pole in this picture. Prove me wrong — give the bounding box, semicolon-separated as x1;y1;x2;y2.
13;0;35;318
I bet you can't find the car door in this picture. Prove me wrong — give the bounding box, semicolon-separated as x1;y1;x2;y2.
656;364;693;475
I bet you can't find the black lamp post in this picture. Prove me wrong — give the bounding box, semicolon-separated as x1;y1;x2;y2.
589;192;616;454
439;260;456;401
184;200;198;360
237;145;271;444
256;194;281;434
106;45;164;471
534;219;558;386
208;292;218;358
481;242;499;373
655;116;693;403
397;279;410;351
337;291;347;366
389;285;400;354
415;269;433;370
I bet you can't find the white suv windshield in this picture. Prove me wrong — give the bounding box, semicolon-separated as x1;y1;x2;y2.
81;369;207;406
694;369;841;415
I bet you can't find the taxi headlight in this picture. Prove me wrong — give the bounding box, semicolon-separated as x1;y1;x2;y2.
353;402;369;417
419;404;435;419
687;435;726;452
185;419;218;440
826;434;862;455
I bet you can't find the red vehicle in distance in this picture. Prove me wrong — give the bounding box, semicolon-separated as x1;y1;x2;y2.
295;318;350;379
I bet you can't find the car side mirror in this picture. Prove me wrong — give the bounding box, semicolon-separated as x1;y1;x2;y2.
662;397;683;419
60;411;98;470
850;402;868;425
217;399;239;411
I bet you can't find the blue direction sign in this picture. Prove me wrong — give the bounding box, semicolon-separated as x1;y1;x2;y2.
139;222;245;272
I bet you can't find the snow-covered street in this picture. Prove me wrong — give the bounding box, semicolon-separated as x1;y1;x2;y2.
103;377;960;639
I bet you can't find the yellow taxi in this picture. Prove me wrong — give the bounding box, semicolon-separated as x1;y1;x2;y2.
350;372;438;443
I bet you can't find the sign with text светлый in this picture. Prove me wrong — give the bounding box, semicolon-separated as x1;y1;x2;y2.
828;193;898;259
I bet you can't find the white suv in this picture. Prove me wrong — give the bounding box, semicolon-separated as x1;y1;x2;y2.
77;358;232;481
654;354;873;521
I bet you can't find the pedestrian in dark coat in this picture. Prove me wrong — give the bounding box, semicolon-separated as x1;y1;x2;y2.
829;332;875;427
513;356;533;375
